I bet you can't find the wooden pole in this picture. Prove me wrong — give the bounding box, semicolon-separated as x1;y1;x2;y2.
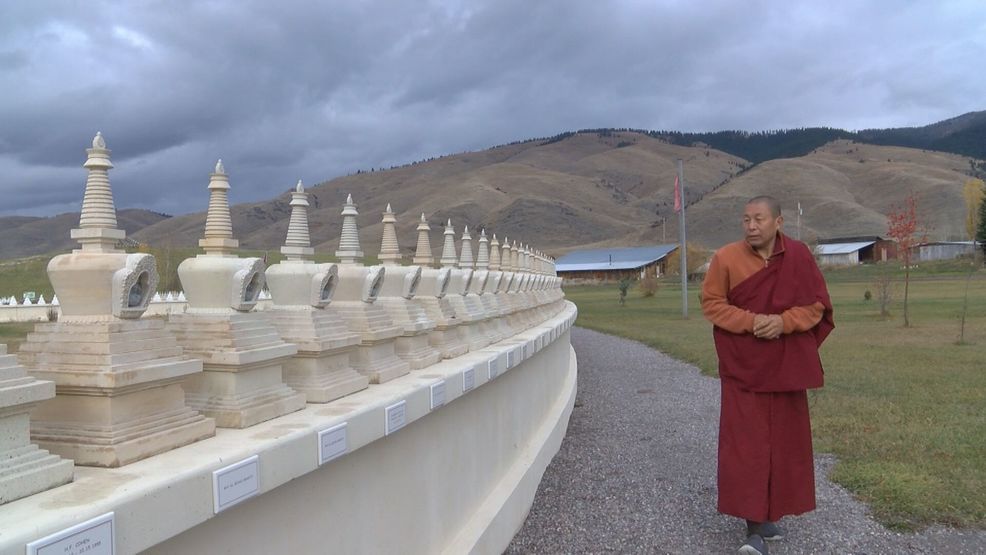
677;159;688;319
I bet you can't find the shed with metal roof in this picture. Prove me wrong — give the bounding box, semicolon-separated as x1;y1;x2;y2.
814;241;875;266
555;245;678;282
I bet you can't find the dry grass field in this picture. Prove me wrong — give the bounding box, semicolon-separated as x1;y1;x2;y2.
685;140;974;247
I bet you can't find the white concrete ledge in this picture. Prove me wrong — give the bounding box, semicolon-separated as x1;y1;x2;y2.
0;301;577;555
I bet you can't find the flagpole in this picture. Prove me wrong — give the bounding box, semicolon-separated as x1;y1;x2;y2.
797;201;802;240
677;159;688;319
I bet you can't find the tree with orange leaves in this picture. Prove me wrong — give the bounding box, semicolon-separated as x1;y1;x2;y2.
886;194;928;327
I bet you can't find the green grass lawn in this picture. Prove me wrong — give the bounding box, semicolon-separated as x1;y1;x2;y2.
0;248;365;301
566;263;986;530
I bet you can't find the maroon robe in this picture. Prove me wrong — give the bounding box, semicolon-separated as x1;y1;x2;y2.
714;238;834;522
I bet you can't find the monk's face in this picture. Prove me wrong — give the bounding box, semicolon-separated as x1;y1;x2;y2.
743;202;783;249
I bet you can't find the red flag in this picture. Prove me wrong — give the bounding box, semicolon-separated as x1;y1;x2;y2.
673;175;681;213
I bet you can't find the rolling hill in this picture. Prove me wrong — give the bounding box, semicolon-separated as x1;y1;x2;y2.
0;209;170;260
670;140;975;248
128;131;746;256
1;111;984;261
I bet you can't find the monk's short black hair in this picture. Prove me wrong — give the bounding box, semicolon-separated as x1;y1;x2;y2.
747;195;782;218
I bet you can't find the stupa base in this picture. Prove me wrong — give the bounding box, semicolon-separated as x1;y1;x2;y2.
0;444;73;504
31;383;216;467
282;351;368;403
395;334;442;369
351;342;410;384
184;364;306;429
428;327;469;359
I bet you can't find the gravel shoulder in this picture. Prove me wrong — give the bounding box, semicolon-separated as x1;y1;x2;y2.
506;327;986;554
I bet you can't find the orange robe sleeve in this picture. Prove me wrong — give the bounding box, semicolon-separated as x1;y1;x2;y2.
780;302;825;334
701;251;756;334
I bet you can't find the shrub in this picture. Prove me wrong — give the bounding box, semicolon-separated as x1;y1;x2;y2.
639;276;659;297
864;290;872;301
617;278;630;306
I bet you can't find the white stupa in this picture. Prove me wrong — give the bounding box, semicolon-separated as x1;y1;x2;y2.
330;195;410;383
0;344;73;503
168;161;305;428
410;215;468;359
263;180;368;403
445;226;488;351
411;213;434;266
373;205;440;369
18;133;215;466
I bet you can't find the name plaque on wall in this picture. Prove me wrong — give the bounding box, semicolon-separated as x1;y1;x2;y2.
430;380;446;409
27;512;115;555
511;346;523;367
213;455;260;513
317;423;348;465
462;367;476;392
385;400;407;435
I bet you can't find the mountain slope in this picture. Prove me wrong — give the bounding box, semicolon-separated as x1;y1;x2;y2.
0;209;170;260
673;140;974;247
130;131;746;256
3;112;984;260
652;110;986;164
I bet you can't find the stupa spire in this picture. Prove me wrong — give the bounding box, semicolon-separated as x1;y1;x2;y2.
489;234;501;271
439;219;458;268
335;193;364;264
282;179;314;261
378;203;401;265
412;213;434;266
72;131;125;252
458;226;474;269
476;229;489;270
510;241;519;271
199;159;239;255
501;236;512;271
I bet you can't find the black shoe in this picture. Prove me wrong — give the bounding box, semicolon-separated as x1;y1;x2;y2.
757;521;784;541
738;534;768;555
746;521;784;541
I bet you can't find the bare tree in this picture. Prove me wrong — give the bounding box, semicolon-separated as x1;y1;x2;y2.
872;265;895;319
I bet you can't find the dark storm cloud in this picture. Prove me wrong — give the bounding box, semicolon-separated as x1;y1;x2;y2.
1;0;984;216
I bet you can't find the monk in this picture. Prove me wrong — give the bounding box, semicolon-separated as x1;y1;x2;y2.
701;196;834;555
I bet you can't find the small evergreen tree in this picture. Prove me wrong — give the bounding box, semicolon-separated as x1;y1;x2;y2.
618;278;630;306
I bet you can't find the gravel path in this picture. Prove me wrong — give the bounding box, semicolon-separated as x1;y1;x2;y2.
506;327;986;554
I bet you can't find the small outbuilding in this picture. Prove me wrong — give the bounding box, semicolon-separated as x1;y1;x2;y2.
816;236;897;265
555;245;678;283
916;241;980;262
814;241;876;266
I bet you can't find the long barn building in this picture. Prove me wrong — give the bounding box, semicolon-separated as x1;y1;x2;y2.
555;245;678;283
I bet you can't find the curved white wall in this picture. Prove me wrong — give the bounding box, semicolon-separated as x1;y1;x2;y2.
0;302;577;555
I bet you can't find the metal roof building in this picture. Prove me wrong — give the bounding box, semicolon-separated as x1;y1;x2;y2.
555;245;678;281
917;241;980;262
814;241;875;266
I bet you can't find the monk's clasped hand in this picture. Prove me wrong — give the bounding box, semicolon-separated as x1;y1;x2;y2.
753;314;784;340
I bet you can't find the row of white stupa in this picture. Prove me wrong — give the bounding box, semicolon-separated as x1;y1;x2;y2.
0;133;566;507
0;295;56;306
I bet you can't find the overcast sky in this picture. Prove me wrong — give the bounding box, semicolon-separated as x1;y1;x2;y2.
2;0;984;217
